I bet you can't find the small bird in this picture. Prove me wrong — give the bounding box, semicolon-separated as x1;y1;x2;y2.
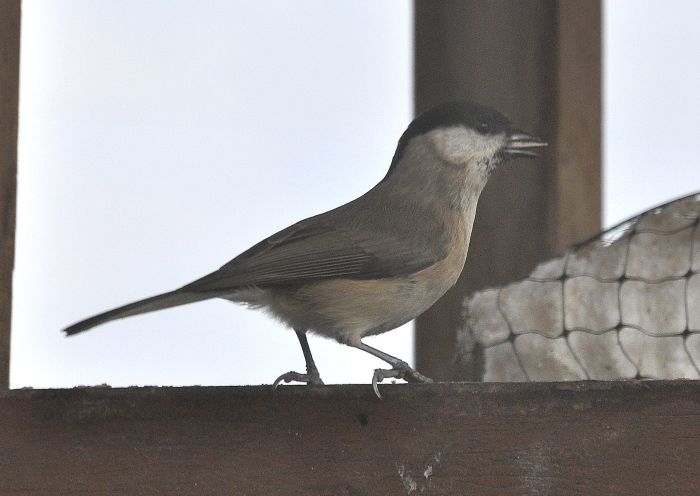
64;101;546;397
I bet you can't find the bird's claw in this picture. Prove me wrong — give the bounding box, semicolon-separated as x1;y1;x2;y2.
371;361;433;399
272;370;324;390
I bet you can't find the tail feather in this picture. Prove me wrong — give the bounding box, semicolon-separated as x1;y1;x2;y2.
63;290;213;336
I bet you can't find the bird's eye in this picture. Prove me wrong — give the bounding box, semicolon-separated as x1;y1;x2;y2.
477;122;490;135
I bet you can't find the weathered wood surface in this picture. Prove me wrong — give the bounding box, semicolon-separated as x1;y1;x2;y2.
0;0;20;392
2;381;699;495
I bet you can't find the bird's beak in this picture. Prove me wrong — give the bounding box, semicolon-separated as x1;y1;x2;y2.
503;130;548;159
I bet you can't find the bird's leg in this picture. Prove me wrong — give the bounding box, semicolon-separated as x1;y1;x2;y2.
272;329;325;389
351;341;432;398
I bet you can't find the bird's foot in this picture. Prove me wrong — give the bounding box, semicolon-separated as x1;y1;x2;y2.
371;361;433;399
272;369;325;390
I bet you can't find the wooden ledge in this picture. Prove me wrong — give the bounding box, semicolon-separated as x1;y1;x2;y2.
2;381;700;495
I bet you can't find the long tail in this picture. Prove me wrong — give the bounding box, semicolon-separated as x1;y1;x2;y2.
63;290;214;336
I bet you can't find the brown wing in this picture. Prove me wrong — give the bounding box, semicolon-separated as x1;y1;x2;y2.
182;207;447;292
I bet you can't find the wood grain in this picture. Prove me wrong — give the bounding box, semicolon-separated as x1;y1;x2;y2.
0;0;21;392
1;381;699;495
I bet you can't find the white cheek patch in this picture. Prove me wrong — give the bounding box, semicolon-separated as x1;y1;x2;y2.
428;126;504;166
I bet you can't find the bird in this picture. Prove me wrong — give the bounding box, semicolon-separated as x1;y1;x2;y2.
63;101;546;397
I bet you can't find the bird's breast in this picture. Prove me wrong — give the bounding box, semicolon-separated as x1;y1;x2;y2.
259;216;472;345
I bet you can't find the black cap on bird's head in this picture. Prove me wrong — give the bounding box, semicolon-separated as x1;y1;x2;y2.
402;101;512;140
387;101;547;177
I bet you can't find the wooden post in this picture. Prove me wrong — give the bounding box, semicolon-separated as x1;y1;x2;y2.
0;1;21;392
414;0;602;380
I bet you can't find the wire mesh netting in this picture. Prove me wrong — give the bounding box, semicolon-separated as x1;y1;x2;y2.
460;192;700;382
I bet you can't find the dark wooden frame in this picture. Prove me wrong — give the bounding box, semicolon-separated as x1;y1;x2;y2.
3;382;700;495
414;0;602;380
0;0;20;393
5;2;700;495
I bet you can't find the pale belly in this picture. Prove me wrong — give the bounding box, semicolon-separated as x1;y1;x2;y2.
258;236;468;345
225;199;476;345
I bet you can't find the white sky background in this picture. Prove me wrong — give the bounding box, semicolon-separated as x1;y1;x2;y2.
11;1;700;388
604;0;700;225
12;1;413;388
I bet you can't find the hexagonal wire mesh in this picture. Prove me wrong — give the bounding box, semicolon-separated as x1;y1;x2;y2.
460;192;700;381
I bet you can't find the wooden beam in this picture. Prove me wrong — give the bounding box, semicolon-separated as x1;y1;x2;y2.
414;0;602;380
1;382;699;494
554;1;603;251
0;0;21;392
